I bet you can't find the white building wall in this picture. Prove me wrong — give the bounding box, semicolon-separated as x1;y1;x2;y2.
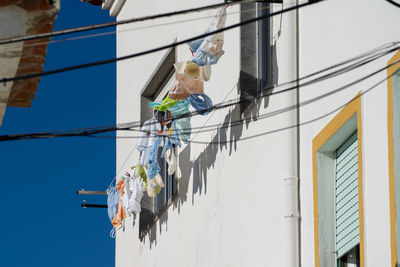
116;0;400;266
298;0;399;266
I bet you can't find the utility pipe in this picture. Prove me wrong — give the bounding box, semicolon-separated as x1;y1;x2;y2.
281;0;300;266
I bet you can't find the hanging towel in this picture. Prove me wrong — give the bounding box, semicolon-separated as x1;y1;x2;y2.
121;175;144;216
164;147;178;175
147;135;163;179
187;93;213;115
107;187;120;224
169;100;191;143
192;7;226;66
135;163;148;189
138;119;160;166
111;179;127;228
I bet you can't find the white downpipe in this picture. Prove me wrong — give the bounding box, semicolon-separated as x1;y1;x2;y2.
281;0;299;267
284;177;300;267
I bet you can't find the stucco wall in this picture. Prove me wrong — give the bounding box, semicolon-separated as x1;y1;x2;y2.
298;0;400;266
116;0;400;266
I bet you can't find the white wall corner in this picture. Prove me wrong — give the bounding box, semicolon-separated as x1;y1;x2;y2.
110;0;126;17
102;0;115;10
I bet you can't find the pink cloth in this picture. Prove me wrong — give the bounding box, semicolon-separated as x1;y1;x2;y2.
169;79;190;100
176;73;204;94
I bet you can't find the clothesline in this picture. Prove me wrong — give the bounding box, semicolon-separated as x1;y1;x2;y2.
106;6;229;235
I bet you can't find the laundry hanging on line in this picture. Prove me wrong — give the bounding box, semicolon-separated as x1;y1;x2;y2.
106;6;228;236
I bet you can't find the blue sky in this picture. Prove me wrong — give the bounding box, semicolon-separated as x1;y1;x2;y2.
0;1;116;267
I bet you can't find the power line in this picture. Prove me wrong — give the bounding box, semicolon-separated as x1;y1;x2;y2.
0;0;254;46
6;3;274;50
385;0;400;8
113;42;400;133
0;44;398;142
95;58;400;145
101;51;399;191
0;0;326;84
0;41;396;140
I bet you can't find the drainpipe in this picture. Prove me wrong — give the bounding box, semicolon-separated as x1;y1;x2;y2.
281;0;300;267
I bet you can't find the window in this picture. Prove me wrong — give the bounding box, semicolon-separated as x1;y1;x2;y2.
335;131;360;266
239;1;273;114
312;92;364;267
138;47;177;238
387;50;400;266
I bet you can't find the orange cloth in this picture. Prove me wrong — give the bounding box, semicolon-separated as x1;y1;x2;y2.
111;179;126;228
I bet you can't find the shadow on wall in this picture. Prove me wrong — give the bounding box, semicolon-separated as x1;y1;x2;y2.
142;13;281;246
142;68;278;248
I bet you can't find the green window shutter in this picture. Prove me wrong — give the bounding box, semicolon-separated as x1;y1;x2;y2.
335;131;359;258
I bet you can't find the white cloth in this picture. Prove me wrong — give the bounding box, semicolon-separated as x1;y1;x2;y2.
138;119;161;166
164;147;177;175
121;175;144;215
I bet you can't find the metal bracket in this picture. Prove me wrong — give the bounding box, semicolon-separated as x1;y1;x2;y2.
81;200;108;208
77;189;107;195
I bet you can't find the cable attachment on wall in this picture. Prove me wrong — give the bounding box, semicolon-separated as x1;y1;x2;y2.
78;189;108;209
81;200;108;208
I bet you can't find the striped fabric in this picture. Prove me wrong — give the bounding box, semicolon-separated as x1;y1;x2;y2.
335;131;360;258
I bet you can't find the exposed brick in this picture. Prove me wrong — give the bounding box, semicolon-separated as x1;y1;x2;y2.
10;80;28;91
9;90;35;100
0;0;20;7
11;80;39;92
23;81;39;92
19;56;45;64
7;99;32;107
26;23;53;35
2;0;60;109
17;62;44;73
25;37;51;45
18;0;49;12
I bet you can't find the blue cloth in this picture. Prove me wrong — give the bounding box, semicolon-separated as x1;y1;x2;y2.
187;93;213;115
188;39;204;53
192;50;224;66
162;130;181;157
149;100;191;144
170;100;191;143
147;136;162;179
107;187;120;223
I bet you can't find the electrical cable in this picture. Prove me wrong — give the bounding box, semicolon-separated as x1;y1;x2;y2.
0;0;255;46
108;41;400;135
106;145;137;190
0;41;397;140
102;50;400;191
6;3;275;50
96;58;400;144
385;0;400;8
1;47;398;142
0;0;326;84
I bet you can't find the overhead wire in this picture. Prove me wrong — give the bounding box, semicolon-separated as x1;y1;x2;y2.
0;42;398;142
0;0;255;46
5;3;276;50
89;57;400;144
102;49;400;191
385;0;400;8
0;0;326;83
93;41;400;134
